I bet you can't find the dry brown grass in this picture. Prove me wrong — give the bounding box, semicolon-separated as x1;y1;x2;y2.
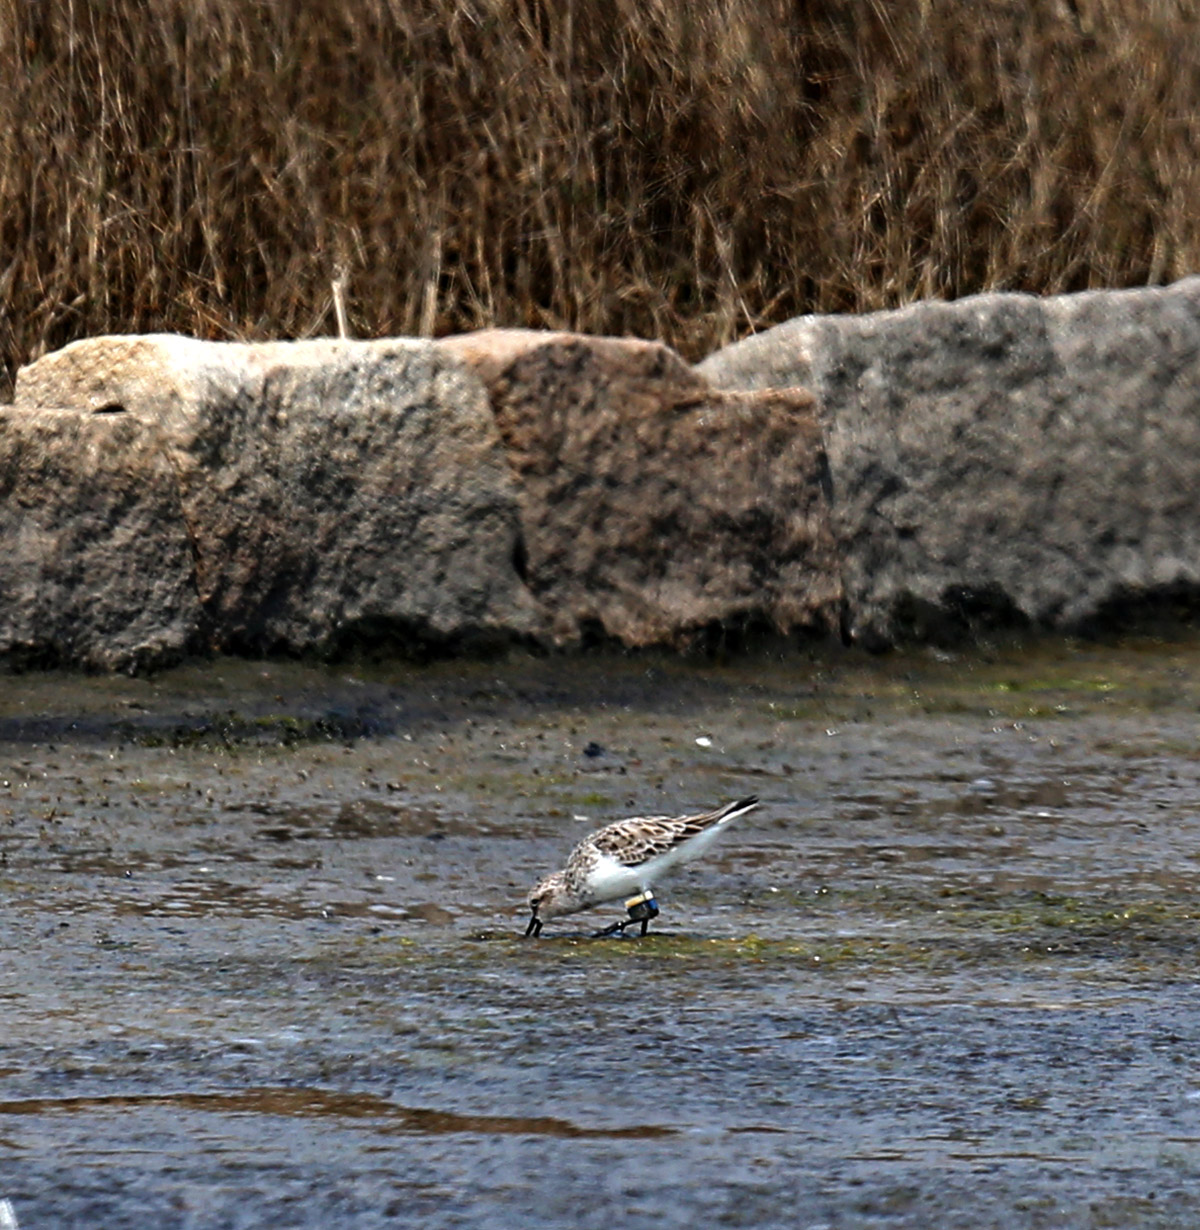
2;0;1199;396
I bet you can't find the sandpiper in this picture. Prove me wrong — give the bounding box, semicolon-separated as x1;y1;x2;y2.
524;795;760;938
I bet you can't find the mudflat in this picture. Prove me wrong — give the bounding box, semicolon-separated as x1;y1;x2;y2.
3;639;1200;1228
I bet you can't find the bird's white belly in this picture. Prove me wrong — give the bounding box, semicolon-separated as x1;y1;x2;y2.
583;852;646;903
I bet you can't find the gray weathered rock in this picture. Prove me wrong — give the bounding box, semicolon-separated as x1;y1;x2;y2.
0;407;205;670
22;276;1197;672
439;329;841;647
10;335;541;664
699;278;1200;646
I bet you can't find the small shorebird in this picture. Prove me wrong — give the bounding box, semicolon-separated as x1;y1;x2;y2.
524;795;760;938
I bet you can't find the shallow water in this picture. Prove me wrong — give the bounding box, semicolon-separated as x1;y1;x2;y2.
4;640;1200;1227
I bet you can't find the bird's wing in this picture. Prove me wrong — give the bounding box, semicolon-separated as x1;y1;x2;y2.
589;809;727;869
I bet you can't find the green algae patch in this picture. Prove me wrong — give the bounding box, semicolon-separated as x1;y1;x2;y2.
502;930;968;976
934;894;1196;938
752;633;1200;728
567;791;616;808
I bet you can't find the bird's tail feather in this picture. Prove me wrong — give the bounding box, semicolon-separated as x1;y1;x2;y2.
716;795;759;823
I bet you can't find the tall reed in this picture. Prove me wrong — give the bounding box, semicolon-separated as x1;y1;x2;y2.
2;0;1198;396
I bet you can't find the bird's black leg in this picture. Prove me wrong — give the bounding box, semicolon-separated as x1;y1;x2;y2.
593;891;659;939
524;913;543;938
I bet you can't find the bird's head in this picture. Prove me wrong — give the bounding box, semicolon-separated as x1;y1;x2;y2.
525;870;571;936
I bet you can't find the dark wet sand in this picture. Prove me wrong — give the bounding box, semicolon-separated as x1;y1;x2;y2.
4;640;1200;1227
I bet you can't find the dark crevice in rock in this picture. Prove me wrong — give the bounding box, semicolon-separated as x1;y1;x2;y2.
315;616;527;665
1070;583;1200;641
889;585;1031;649
511;532;529;584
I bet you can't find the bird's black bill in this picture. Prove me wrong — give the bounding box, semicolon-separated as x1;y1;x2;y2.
525;914;543;938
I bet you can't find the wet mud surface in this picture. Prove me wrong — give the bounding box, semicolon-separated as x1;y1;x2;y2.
5;640;1200;1226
